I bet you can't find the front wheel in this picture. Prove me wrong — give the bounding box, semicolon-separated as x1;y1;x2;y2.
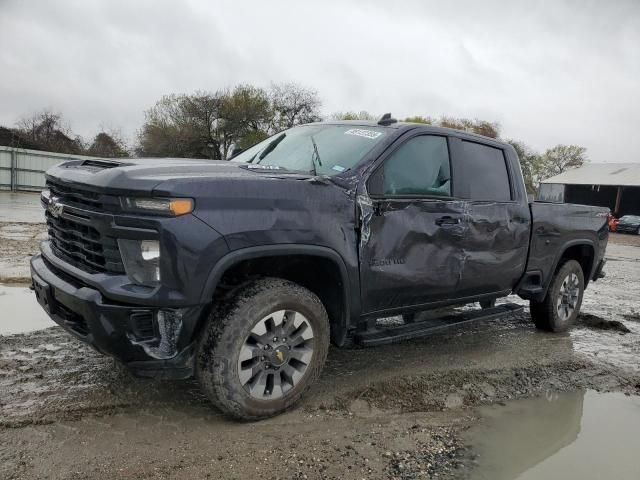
530;260;584;332
196;277;330;421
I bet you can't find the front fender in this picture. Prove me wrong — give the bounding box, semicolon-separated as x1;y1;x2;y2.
199;244;357;345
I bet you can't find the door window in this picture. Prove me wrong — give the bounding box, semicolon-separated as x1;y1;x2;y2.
455;141;512;201
382;136;451;196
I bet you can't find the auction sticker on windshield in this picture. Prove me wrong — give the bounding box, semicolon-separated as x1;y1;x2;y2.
344;128;383;139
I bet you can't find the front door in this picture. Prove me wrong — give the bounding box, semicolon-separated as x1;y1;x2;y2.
359;134;468;314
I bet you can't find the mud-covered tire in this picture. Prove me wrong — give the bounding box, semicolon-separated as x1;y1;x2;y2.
530;260;585;332
195;277;330;421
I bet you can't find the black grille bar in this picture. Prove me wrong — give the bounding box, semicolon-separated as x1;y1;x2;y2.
47;180;102;209
45;214;125;274
44;179;125;274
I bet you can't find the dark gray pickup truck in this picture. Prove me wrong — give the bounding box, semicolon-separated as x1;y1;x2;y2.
31;116;608;419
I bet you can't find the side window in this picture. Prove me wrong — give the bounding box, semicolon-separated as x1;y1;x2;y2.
455;141;511;201
382;136;451;196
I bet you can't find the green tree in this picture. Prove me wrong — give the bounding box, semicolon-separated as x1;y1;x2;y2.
87;131;129;158
223;85;272;151
137;83;321;159
403;115;434;124
137;92;227;159
507;140;544;194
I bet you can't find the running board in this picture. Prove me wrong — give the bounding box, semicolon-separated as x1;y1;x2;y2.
355;303;524;347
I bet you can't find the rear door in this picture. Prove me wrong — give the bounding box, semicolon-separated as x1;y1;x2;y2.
448;138;531;297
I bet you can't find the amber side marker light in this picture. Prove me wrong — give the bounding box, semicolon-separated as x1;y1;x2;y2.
169;198;194;216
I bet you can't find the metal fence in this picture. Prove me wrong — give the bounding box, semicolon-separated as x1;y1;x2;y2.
0;146;98;192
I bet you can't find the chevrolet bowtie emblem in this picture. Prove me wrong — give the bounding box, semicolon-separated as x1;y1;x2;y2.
275;351;284;362
47;197;64;218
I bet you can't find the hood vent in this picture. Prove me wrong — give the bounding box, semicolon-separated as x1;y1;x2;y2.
80;159;122;171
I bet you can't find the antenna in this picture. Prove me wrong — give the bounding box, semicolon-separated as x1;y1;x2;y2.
377;113;397;126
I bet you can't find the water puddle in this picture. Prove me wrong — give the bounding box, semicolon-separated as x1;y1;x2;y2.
0;284;55;335
466;390;640;479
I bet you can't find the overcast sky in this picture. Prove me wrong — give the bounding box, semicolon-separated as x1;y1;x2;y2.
1;0;638;162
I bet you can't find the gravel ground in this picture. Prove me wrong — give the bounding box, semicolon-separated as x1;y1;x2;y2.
1;230;639;479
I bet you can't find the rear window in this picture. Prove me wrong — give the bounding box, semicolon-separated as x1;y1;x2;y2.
454;141;511;201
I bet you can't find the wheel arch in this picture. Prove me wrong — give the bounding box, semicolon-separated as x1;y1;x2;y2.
545;240;596;295
200;245;352;346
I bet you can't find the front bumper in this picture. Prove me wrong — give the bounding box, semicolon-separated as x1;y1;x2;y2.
30;253;208;379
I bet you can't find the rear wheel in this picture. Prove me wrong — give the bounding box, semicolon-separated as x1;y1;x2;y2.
196;277;330;421
530;260;584;332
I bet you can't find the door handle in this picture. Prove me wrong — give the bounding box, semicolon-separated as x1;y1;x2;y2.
435;216;461;226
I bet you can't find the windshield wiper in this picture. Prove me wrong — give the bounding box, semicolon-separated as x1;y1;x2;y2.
254;133;285;163
310;135;323;175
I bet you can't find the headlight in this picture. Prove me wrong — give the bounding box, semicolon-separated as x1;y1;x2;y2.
118;239;161;286
120;197;194;216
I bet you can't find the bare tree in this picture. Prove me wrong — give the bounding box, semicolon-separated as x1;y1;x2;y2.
331;111;377;121
269;83;322;131
542;144;588;177
15;110;84;154
439;116;500;138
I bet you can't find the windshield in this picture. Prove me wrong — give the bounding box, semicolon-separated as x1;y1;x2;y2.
230;124;388;175
620;215;640;222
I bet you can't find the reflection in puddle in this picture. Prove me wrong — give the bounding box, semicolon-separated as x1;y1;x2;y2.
466;390;640;479
0;284;54;335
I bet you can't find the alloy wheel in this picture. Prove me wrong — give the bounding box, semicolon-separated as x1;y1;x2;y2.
237;310;314;399
556;272;580;321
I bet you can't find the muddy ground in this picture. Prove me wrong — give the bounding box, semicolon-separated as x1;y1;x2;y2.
1;228;640;479
0;222;46;283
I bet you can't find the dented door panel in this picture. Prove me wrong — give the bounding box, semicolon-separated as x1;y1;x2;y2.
359;198;468;313
454;201;531;297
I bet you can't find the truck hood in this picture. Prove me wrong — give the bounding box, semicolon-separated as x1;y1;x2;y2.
45;157;311;195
